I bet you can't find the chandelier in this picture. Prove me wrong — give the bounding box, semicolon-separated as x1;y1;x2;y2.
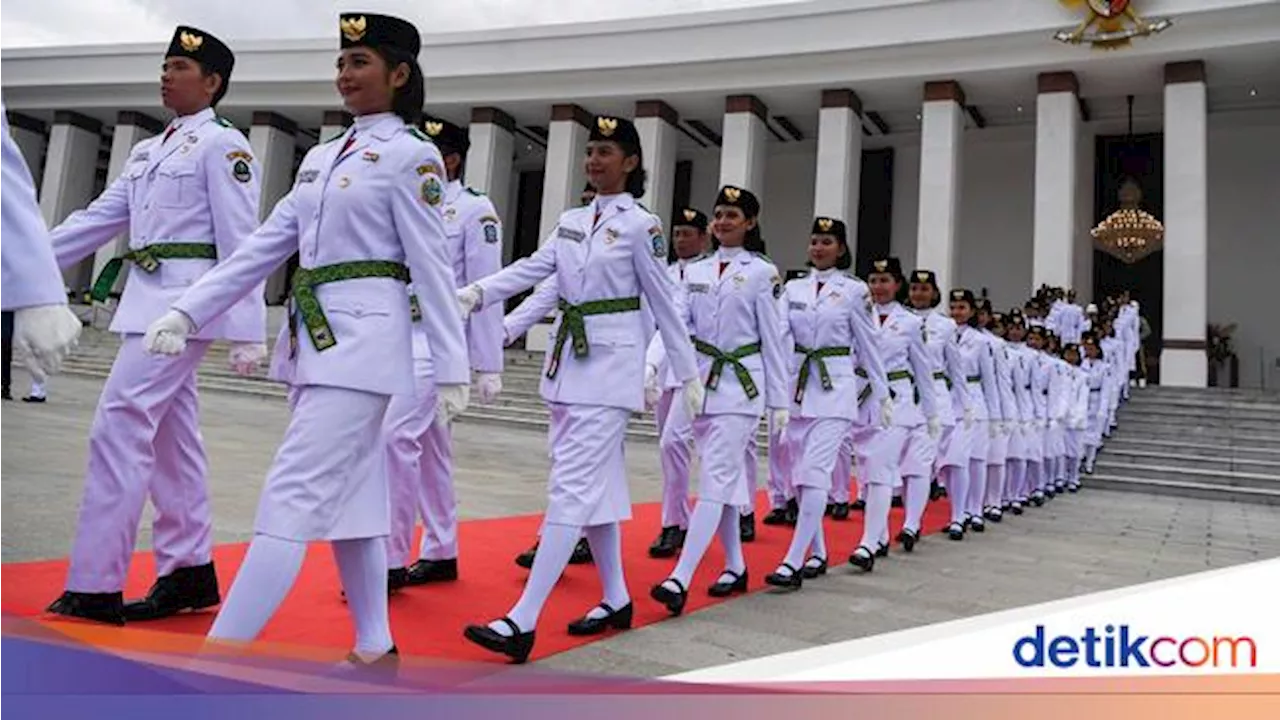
1093;95;1164;264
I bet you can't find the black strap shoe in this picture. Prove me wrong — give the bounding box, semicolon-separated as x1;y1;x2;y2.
800;556;828;579
831;502;850;520
648;526;683;558
970;517;986;532
463;617;535;664
514;541;538;569
761;508;789;526
708;568;749;597
765;563;802;589
48;591;126;625
650;577;688;616
897;528;919;553
875;541;890;558
848;546;875;572
947;522;965;541
851;499;866;511
567;601;633;636
122;563;220;622
405;558;458;585
890;495;904;509
784;497;799;525
739;513;756;542
569;538;594;564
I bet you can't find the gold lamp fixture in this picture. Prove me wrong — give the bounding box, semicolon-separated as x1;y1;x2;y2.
1093;94;1165;264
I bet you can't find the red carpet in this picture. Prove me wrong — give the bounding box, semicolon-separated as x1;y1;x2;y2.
2;494;951;663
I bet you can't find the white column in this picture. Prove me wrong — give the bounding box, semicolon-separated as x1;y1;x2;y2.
319;110;352;145
635;100;680;229
250;112;298;304
6;112;48;186
915;81;965;293
1032;72;1081;292
91;111;163;298
719;95;768;195
465;106;516;236
539;104;590;244
41;110;103;293
814;89;863;250
1161;61;1209;388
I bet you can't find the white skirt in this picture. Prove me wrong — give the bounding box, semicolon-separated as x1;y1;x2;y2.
786;416;853;493
545;402;632;526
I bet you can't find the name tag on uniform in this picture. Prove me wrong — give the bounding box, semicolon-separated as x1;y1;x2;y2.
558;226;585;243
297;169;319;184
688;283;710;294
789;301;808;310
131;152;149;163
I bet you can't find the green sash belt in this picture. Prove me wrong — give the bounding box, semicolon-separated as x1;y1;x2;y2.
546;296;641;379
409;294;423;322
855;366;871;406
693;337;762;400
933;370;952;390
887;368;919;405
90;243;217;302
793;344;850;403
290;260;410;352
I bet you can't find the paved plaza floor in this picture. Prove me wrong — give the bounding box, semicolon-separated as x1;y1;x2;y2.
4;371;1280;676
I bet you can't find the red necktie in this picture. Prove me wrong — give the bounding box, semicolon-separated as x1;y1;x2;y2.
719;261;729;278
879;314;889;326
816;281;824;298
162;126;178;144
679;264;685;281
338;131;357;157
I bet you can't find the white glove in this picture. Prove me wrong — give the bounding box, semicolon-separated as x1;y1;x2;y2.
143;310;195;356
476;372;502;404
878;396;893;429
13;304;82;376
228;342;268;377
771;408;791;437
643;365;661;412
436;383;470;423
682;377;705;418
962;405;975;430
457;285;482;319
927;416;941;439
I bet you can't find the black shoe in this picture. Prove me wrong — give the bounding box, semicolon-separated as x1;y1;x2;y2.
985;507;1003;523
831;502;850;521
648;526;684;558
47;591;126;625
851;499;866;511
1001;502;1012;513
970;517;986;533
897;528;919;553
1010;501;1024;515
929;481;944;501
890;495;904;509
122;563;220;621
567;602;633;636
739;513;755;543
875;542;890;558
338;646;400;677
650;578;688;617
569;538;593;564
848;546;875;572
1067;483;1080;493
22;395;46;403
464;617;535;664
824;503;834;517
387;567;409;594
708;569;748;597
762;508;789;526
514;542;538;569
765;563;802;589
800;556;828;579
405;558;458;585
784;498;799;525
947;522;965;541
1030;491;1045;507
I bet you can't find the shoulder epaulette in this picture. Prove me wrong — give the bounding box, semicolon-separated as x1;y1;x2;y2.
407;127;432;143
751;251;774;264
214;116;236;128
465;186;485;197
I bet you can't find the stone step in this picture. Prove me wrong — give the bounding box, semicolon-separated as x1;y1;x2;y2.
1108;420;1280;444
1085;473;1280;506
1100;449;1280;476
1123;395;1280;413
1090;460;1280;490
1117;404;1280;425
1102;437;1280;463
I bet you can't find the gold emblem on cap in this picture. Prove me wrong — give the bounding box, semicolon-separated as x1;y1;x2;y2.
874;260;889;272
424;121;443;136
817;218;833;232
915;271;929;282
683;209;697;221
179;31;203;52
724;186;741;202
597;117;618;136
340;15;368;42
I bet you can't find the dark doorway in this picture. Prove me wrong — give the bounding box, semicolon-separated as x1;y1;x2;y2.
1093;132;1163;382
854;147;895;277
506;170;545;313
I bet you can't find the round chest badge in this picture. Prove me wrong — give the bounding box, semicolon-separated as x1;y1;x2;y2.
422;176;443;206
232;159;252;183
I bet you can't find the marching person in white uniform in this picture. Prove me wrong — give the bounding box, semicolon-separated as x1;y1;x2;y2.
1080;332;1108;475
949;289;1001;536
144;13;469;667
0;105;82;377
764;218;888;588
977;303;1017;524
382;116;505;589
1060;343;1089;493
1003;309;1038;512
1025;325;1054;505
457;116;702;663
907;271;971;532
645;207;711;558
650;185;788;614
44;26;267;625
850;257;937;570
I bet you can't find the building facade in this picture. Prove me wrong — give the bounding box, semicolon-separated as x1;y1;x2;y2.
3;0;1278;388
